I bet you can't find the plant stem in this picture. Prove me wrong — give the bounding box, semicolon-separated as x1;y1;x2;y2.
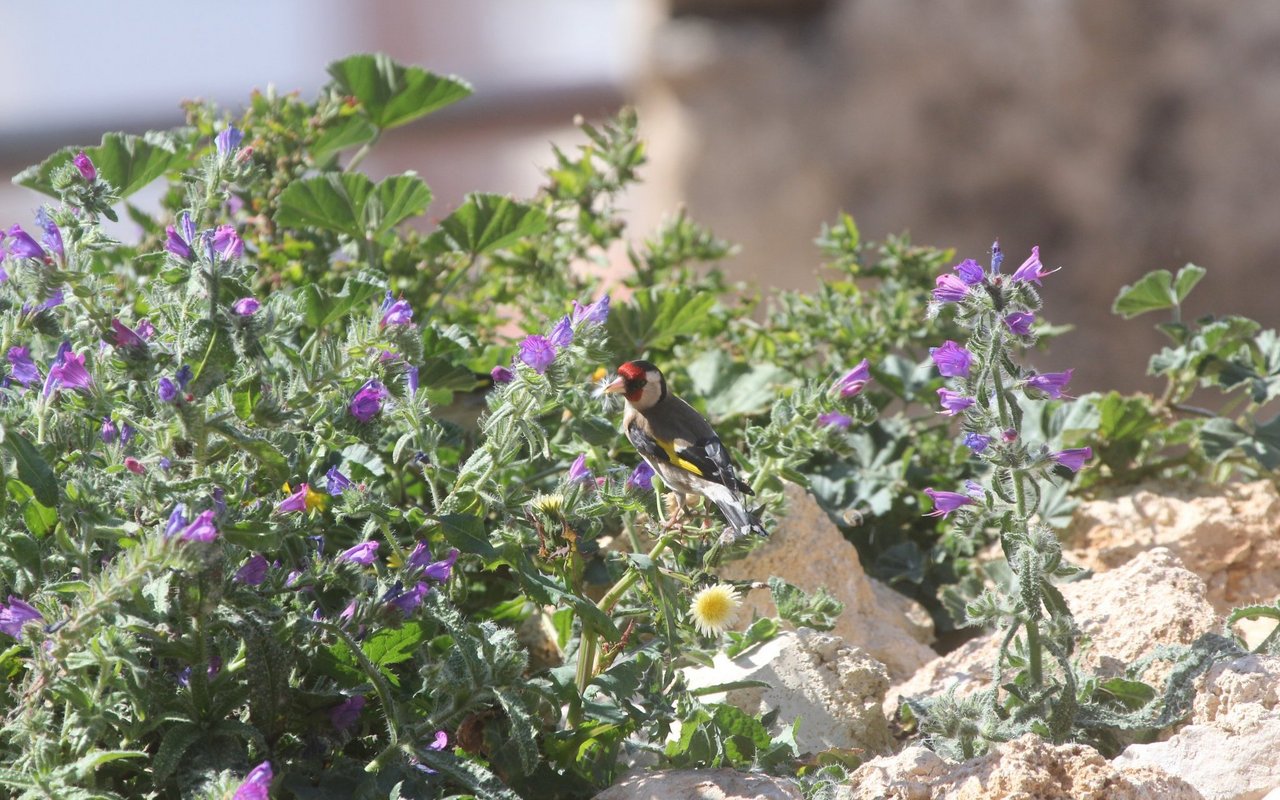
345;130;382;173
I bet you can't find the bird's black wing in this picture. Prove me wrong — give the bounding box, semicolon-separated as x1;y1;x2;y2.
628;420;752;495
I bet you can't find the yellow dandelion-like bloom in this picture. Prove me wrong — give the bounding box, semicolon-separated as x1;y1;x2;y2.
689;584;742;637
532;493;565;515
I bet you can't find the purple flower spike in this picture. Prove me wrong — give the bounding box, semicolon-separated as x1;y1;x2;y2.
1052;446;1093;472
380;291;413;327
180;510;218;542
326;466;353;496
937;388;975;416
235;554;270;586
817;411;853;429
963;432;992;453
923;488;975;518
1023;369;1074;399
232;761;272;800
625;461;655;492
233;297;260;316
110;319;148;349
330;695;366;732
0;596;44;641
101;417;117;444
6;225;45;260
349;379;388;422
216;126;243;159
491;365;514;384
567;454;593;484
932;273;970;303
276;484;311;513
73;151;97;182
930;340;973;378
547;315;574;348
422;548;459;582
388;581;430;614
953;259;985;285
210;226;244;261
1010;246;1059;284
164;504;188;538
164;226;192;261
35;209;62;259
1004;312;1035;335
572;294;610;327
6;347;39;387
43;344;92;397
834;359;871;398
338;541;379;566
518;334;556;374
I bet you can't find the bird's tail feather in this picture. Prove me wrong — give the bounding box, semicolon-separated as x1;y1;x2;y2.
704;483;768;539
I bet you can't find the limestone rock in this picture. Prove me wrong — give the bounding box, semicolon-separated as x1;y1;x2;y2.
1115;655;1280;800
719;482;936;682
888;548;1218;716
1066;480;1280;613
842;734;1201;800
683;628;893;756
593;768;801;800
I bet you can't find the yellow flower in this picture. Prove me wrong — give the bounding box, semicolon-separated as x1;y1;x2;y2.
689;583;742;637
591;366;608;382
303;485;328;512
532;493;565;516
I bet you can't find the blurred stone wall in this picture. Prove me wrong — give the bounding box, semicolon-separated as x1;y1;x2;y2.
636;0;1280;392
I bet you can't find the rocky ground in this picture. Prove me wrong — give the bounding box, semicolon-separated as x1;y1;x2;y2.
596;480;1280;800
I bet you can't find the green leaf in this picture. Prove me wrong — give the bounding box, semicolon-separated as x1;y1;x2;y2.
1098;678;1157;710
311;114;379;162
494;688;541;775
1112;270;1175;319
426;193;548;256
1201;414;1280;471
363;622;424;672
15;131;190;198
71;750;147;780
4;431;58;507
517;555;621;643
367;174;433;237
606;286;719;354
1173;263;1206;304
298;269;387;329
327;53;472;130
276;173;374;238
768;577;844;631
686;350;791;421
432;513;496;558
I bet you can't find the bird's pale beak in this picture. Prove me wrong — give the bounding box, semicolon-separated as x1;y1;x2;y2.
603;376;627;395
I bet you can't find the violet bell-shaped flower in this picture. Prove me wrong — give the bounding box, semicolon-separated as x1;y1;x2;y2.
42;342;92;397
232;761;272;800
337;541;380;565
930;340;973;378
180;510;218;542
937;388;975;416
923;488;975;518
963;432;992;453
330;695;366;732
215;126;244;159
110;319;149;349
1051;446;1093;472
833;359;871;398
567;454;593;484
326;466;353;496
380;291;413;326
387;581;430;614
1023;369;1074;399
1010;246;1059;284
0;596;43;641
1004;311;1035;335
572;294;610;327
35;209;62;259
235;554;270;586
209;225;244;261
5;224;45;260
6;347;39;387
625;461;655;492
491;365;514;384
518;334;556;374
932;273;970;303
165;213;198;261
233;297;260;316
349;379;388;422
73;151;97;182
547;315;574;348
953;258;985;285
817;411;853;429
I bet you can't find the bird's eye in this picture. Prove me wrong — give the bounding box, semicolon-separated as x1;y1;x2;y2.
634;378;647;388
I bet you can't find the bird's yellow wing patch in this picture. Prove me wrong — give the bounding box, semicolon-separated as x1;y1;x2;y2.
657;438;704;476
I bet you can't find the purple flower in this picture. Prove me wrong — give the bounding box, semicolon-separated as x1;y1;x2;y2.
233;297;260;316
209;226;244;261
349;379;388;422
6;347;39;387
165;505;188;537
990;240;1004;274
953;258;985;285
379;291;413;327
158;377;178;403
834;359;871;398
22;288;64;316
567;454;592;484
43;343;92;397
923;488;975;518
337;541;379;566
159;457;172;471
817;411;853;429
6;224;45;260
180;510;218;542
963;432;992;453
518;334;556;374
110;319;148;349
175;364;193;390
1023;369;1074;399
491;365;514;384
326;466;353;496
330;695;366;732
625;461;655;492
101;417;117;444
572;294;610;327
0;596;43;641
1002;428;1018;443
276;484;309;513
1010;246;1058;284
124;457;145;474
387;581;430;614
215;126;243;159
73;151;97;182
547;315;574;348
1052;447;1093;472
1004;312;1035;335
235;554;270;586
406;365;420;398
930;341;973;378
932;274;970;304
165;212;195;261
120;423;136;445
339;600;357;622
937;388;975;416
35;209;62;259
232;761;272;800
422;548;458;582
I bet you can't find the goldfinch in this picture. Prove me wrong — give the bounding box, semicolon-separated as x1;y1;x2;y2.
604;360;767;542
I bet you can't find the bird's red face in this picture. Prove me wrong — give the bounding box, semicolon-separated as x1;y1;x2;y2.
604;360;664;407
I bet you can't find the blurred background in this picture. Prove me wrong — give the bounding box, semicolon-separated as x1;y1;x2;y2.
3;0;1278;394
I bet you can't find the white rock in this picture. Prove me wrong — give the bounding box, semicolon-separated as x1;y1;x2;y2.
593;768;801;800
